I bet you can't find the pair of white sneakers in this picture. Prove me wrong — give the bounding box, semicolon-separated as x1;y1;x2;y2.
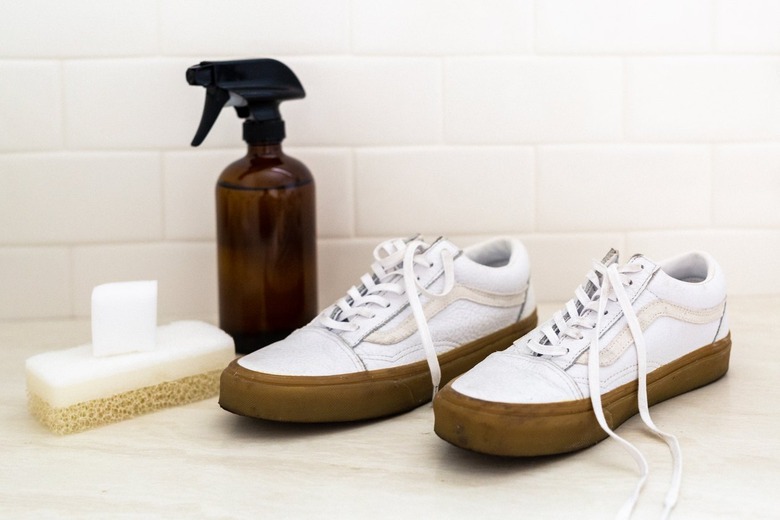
219;236;731;519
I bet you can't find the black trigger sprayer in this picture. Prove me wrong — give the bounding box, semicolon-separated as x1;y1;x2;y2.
186;58;317;354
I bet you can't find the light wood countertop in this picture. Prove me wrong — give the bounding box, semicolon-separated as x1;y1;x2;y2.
2;298;777;519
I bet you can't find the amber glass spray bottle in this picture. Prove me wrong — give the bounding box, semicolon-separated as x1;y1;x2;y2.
187;59;317;354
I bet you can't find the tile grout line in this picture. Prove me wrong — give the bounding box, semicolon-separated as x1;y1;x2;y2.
67;245;76;319
531;144;539;233
159;151;167;241
708;143;716;227
620;56;628;142
349;147;358;238
58;59;67;151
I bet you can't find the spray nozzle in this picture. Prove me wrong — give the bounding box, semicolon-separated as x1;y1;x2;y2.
186;58;305;146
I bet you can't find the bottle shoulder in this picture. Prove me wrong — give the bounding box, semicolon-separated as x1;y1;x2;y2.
218;151;313;190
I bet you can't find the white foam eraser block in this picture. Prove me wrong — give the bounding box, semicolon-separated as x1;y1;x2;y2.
26;320;236;434
91;280;158;357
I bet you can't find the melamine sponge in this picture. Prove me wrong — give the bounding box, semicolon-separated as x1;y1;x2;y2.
91;280;158;356
26;321;235;434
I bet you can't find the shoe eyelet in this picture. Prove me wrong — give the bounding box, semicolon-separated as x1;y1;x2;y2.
640;264;645;269
565;348;570;354
429;262;434;268
603;310;609;315
629;280;633;286
384;302;391;308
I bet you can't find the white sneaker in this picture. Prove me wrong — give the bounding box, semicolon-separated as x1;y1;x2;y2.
220;236;537;422
434;249;731;518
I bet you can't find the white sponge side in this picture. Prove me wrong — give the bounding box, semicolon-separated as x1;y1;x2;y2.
26;320;234;409
91;280;158;357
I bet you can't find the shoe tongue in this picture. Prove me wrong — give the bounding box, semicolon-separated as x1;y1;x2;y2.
535;248;621;348
328;236;457;324
601;247;620;267
591;247;619;289
578;247;619;304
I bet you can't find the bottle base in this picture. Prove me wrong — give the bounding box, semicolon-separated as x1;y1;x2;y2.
229;329;294;355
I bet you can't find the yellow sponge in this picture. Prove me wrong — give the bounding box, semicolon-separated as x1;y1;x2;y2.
26;321;235;434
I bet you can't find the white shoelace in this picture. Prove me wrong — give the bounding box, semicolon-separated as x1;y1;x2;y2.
528;260;682;520
320;238;455;396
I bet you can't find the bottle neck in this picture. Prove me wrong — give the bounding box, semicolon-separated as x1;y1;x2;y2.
246;142;283;157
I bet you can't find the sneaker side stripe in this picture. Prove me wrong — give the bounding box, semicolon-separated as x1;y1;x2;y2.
577;298;727;366
364;284;528;346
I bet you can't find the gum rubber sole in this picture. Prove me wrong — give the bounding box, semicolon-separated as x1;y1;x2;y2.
433;333;731;457
219;310;538;423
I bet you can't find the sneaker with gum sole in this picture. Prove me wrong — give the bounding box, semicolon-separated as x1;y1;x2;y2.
220;236;537;423
434;249;731;517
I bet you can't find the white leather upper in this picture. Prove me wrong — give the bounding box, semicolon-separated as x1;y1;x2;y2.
451;251;729;404
239;327;365;376
453;350;583;403
238;237;535;377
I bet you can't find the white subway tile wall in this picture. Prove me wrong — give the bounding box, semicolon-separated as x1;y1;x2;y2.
535;0;712;54
0;62;62;151
536;145;711;231
0;1;159;58
712;145;780;228
71;243;217;318
351;0;533;55
716;0;780;53
1;1;779;320
284;58;443;145
444;57;623;143
160;0;350;56
625;57;780;141
0;153;163;244
0;247;70;320
354;147;534;235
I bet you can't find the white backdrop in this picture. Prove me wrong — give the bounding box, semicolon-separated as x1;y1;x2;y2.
1;0;779;320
